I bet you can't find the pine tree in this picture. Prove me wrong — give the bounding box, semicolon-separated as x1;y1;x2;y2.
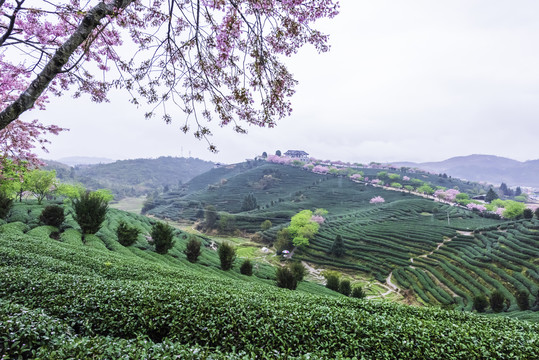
330;235;345;257
485;188;499;203
241;193;258;211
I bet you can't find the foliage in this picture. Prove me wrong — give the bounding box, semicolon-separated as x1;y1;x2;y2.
39;205;65;228
288;209;320;248
261;219;272;231
330;234;345;257
275;266;297;290
485;188;499;203
24;170;57;204
523;208;534;219
289;262;306;283
0;191;13;219
473;295;488;313
240;260;253;276
490;291;506;313
338;279;351;296
275;150;282;156
417;185;434;195
516;290;530;311
204;205;218;229
502;201;526;219
218;242;236;271
536;207;539;219
0;0;338;160
325;274;340;292
351;286;366;299
241;193;258;211
184;236;202;263
274;228;292;254
151;222;175;255
116;221;141;247
55;183;86;200
218;213;237;234
73;191;109;237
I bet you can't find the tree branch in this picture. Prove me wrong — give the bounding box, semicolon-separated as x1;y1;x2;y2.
0;0;135;130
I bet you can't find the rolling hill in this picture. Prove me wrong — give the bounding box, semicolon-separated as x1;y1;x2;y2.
1;200;539;358
393;154;539;188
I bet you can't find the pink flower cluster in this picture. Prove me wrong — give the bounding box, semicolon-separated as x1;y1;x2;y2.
370;196;385;204
266;155;292;165
312;165;330;174
403;176;410;181
371;179;381;185
311;215;325;224
434;189;460;202
466;203;486;212
350;174;362;180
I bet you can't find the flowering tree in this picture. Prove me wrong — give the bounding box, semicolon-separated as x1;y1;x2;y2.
369;196;384;204
267;154;292;165
0;0;339;163
434;188;460;202
466;203;486;213
312;165;329;174
349;173;362;181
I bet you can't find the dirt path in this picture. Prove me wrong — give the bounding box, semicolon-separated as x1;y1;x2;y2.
301;261;325;282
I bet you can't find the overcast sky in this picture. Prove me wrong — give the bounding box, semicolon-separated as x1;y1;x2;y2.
33;0;539;165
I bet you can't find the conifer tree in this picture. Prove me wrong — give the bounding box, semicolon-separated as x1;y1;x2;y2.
485;188;499;203
330;235;345;257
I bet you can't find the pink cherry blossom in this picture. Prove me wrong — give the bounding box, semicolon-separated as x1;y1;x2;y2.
370;196;385;204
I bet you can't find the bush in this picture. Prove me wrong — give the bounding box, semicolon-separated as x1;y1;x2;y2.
184;236;201;263
261;220;272;231
0;191;13;219
325;274;340;292
289;262;306;282
276;267;297;290
338;279;351;296
516;290;530;311
39;205;65;228
490;291;505;313
240;260;253;276
351;286;365;299
116;221;141;247
73;191;108;238
218;242;236;270
473;295;488;313
330;234;345;257
523;208;534;219
151;222;175;254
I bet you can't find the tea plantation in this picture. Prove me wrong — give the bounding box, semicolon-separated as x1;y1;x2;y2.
2;202;539;358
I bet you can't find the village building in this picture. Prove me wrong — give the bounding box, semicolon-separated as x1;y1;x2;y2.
284;150;309;161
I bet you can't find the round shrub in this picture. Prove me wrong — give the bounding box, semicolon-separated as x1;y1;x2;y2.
289;262;306;282
338;279;351;296
240;260;253;276
325;274;339;292
73;191;108;237
116;221;141;247
473;295;488;313
39;205;65;228
276;267;297;290
151;222;175;254
351;286;365;299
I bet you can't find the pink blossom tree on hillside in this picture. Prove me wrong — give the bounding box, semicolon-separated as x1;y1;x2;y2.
0;0;339;165
369;196;384;204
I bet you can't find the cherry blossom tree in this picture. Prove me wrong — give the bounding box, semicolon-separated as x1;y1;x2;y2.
369;196;384;204
0;0;339;164
466;203;486;213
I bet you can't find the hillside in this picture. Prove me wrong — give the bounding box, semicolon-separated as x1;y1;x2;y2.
44;156;214;199
1;201;539;358
393;154;539;188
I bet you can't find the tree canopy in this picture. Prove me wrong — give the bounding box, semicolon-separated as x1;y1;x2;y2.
0;0;339;165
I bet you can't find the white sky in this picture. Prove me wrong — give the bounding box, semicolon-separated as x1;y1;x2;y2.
33;0;539;164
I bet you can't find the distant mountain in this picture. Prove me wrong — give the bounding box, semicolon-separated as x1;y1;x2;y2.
45;156;214;199
56;156;116;166
392;154;539;188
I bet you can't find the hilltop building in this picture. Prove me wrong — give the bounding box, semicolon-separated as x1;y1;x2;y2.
284;150;309;161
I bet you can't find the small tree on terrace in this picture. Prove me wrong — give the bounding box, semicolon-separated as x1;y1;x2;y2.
219;242;236;271
204;205;217;229
485;188;499;203
338;279;351;296
275;150;282;157
25;169;57;204
151;222;175;255
516;290;530;311
276;266;297;290
473;295;488;313
490;291;506;313
241;193;258;211
325;274;340;292
261;220;272;231
523;208;534;219
116;221;141;247
184;236;202;263
40;205;65;228
240;260;253;276
330;235;345;257
73;191;109;241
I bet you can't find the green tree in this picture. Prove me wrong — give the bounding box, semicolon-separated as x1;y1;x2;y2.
490;291;505;313
184;236;201;263
261;219;272;231
241;193;258;211
240;259;253;276
0;191;13;219
485;188;499;203
330;234;345;257
515;186;522;196
218;242;236;270
516;290;530;311
503;201;526;219
218;213;236;233
473;295;488;313
39;205;65;228
73;191;109;240
274;228;292;254
523;208;534;219
289;262;306;282
204;205;217;229
116;221;141;247
288;209;319;248
275;150;282;156
25;169;57;204
325;274;340;292
351;286;365;299
151;222;175;254
276;266;297;290
56;183;86;201
338;279;351;296
417;185;434;195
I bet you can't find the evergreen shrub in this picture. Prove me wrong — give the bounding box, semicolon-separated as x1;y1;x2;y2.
116;221;141;247
39;205;65;228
